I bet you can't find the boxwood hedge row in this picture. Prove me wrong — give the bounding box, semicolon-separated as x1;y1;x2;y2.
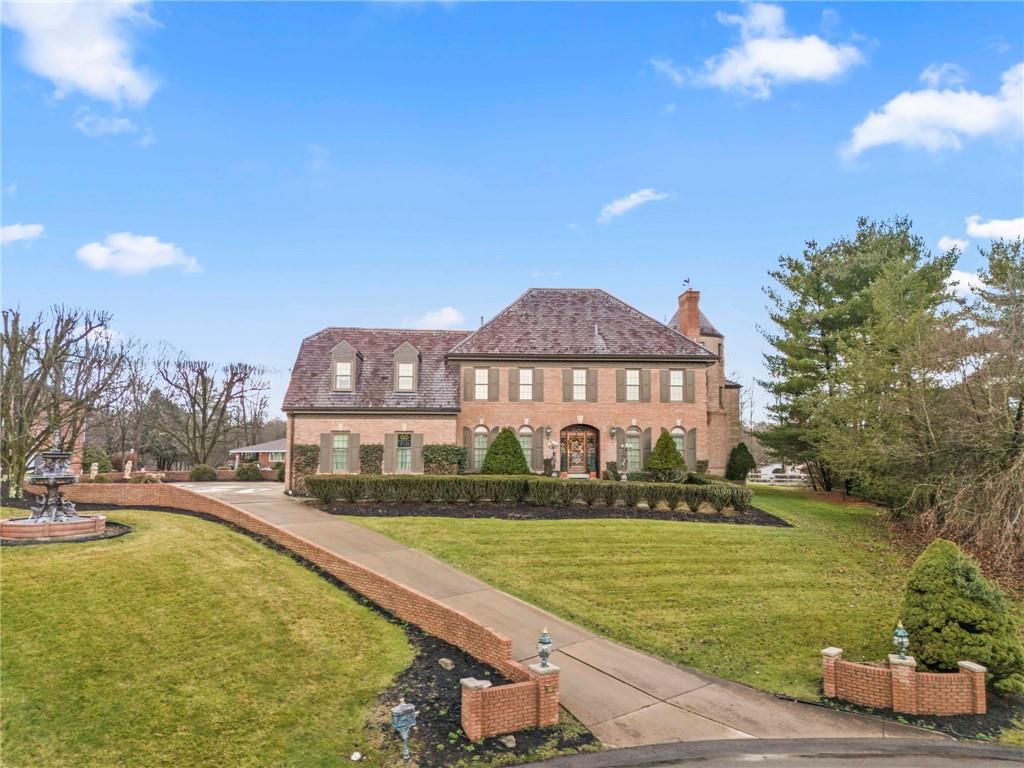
304;474;752;512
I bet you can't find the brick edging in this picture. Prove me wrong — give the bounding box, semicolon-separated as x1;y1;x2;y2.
27;483;558;740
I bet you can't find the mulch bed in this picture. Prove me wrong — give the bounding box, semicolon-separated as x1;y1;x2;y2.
368;627;598;767
324;501;790;527
820;693;1024;742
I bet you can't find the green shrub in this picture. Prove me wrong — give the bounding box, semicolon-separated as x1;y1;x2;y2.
481;428;531;475
528;479;559;506
236;462;263;481
543;458;554;477
290;444;320;495
272;461;284;470
645;431;687;480
130;473;161;484
276;464;285;482
605;462;621;481
682;486;703;513
601;482;618;507
730;486;752;511
412;477;438;504
83;445;113;474
620;484;641;508
463;477;486;503
706;485;732;513
663;485;683;511
90;474;112;484
189;464;217;482
422;444;467;475
639;483;663;508
903;539;1024;694
696;460;709;474
580;483;602;507
555;481;581;507
360;444;384;475
725;442;757;481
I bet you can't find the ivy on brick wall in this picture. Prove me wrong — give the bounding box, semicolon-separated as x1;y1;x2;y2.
422;444;467;475
291;444;320;495
360;443;384;475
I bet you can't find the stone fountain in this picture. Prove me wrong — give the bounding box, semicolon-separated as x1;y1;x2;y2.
1;433;106;540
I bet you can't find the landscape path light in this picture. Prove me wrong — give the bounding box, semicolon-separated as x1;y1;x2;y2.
390;697;417;761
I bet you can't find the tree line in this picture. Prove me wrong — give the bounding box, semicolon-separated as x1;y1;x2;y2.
1;305;280;498
758;218;1022;570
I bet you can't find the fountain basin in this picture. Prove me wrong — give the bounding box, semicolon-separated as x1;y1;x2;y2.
1;515;107;540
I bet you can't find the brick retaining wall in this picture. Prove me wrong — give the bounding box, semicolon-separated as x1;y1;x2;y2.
32;483;559;740
822;647;986;716
84;470;279;483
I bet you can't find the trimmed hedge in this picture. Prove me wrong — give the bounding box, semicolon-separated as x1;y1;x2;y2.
481;428;530;475
305;474;753;512
236;462;263;481
422;444;467;475
189;464;217;482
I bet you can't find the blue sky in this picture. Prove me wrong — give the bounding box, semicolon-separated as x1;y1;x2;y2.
3;1;1023;418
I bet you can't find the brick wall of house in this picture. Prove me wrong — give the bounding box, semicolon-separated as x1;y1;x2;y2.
457;364;713;473
39;482;556;739
821;648;986;716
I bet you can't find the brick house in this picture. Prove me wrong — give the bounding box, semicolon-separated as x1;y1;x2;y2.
282;288;741;490
229;438;287;470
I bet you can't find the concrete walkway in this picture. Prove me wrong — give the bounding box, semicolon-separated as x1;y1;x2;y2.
180;483;944;748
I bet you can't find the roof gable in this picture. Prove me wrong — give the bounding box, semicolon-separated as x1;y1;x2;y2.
449;288;712;358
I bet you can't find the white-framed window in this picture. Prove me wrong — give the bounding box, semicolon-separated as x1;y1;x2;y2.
670;369;684;402
335;361;352;390
671;428;685;457
473;427;489;469
519;368;533;401
397;362;415;391
332;434;348;472
268;451;285;464
475;368;489;401
572;368;587;401
625;369;640;401
624;429;641;472
396;432;412;471
518;427;532;466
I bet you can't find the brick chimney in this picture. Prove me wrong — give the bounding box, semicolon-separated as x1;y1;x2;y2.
677;289;701;339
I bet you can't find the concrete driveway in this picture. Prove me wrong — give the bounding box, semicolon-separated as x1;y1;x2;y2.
175;482;946;748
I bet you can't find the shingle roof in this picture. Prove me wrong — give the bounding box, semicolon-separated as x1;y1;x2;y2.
230;438;287;454
283;328;470;412
449;289;713;358
666;308;724;338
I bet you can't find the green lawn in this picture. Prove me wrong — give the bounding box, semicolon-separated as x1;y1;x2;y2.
348;487;907;701
1;509;412;768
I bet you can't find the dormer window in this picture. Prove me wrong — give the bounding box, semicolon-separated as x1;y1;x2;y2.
393;341;420;393
331;341;360;392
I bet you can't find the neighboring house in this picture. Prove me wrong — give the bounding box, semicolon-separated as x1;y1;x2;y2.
229;438;287;470
749;462;810;487
282;288;742;490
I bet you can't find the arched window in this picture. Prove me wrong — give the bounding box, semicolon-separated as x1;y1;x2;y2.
518;426;533;466
624;427;642;473
671;427;685;457
473;426;489;471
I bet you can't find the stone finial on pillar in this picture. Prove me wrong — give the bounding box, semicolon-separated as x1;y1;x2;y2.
958;661;988;715
821;647;842;698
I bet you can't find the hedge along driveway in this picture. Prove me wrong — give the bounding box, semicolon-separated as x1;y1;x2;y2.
347;487;908;701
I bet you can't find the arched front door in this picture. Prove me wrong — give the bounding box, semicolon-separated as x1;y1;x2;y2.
560;424;600;476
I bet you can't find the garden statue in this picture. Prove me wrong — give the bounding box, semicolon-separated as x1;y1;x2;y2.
123;460;133;480
89;462;99;480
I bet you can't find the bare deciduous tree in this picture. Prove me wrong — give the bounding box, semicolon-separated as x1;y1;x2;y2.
1;307;128;498
155;352;267;465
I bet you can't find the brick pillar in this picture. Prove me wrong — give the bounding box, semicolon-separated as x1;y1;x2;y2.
958;661;988;715
529;662;561;727
888;654;918;714
460;677;491;743
821;647;843;698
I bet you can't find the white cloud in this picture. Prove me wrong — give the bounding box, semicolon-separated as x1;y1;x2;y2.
3;183;17;197
938;236;969;253
920;63;967;89
965;214;1024;241
844;62;1023;157
2;1;157;107
671;2;863;99
650;58;686;86
1;223;45;245
75;232;198;275
74;108;139;138
414;306;464;329
598;188;670;224
947;269;983;298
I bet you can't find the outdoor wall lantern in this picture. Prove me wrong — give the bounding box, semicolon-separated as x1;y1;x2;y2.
545;425;552;436
537;627;553;669
893;621;910;659
609;426;618;437
390;697;417;760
